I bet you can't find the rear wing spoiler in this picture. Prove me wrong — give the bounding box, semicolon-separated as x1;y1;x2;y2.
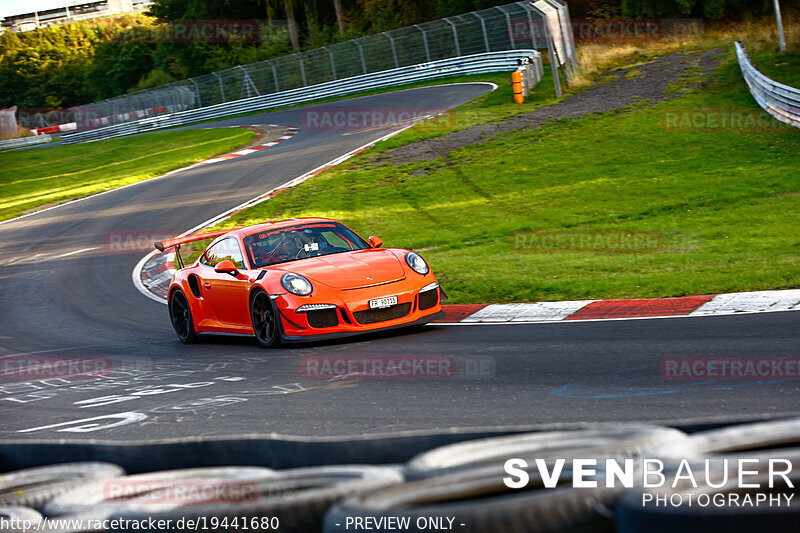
153;230;231;268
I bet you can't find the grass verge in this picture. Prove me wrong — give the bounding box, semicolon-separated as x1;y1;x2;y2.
0;128;254;221
207;41;800;304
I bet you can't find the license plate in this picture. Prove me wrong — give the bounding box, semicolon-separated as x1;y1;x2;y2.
369;296;397;309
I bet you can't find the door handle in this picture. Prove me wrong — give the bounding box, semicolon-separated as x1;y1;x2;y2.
203;281;211;289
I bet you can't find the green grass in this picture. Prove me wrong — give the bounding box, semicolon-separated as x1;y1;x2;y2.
371;68;568;152
750;49;800;87
209;45;800;304
0;128;254;221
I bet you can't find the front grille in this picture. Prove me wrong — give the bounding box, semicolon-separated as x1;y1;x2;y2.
419;289;438;310
307;309;340;328
353;303;412;325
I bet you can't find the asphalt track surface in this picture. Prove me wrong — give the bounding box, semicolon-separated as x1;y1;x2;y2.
1;83;799;442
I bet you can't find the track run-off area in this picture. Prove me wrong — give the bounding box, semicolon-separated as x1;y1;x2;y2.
0;83;799;442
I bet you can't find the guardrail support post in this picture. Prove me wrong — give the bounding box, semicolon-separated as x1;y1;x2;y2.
324;46;337;79
237;65;261;98
383;32;399;68
188;78;202;108
549;0;579;74
497;6;515;50
211;72;226;103
415;25;431;62
528;3;561;97
474;13;491;52
545;0;573;82
355;40;368;74
444;18;461;57
267;60;279;92
295;54;308;86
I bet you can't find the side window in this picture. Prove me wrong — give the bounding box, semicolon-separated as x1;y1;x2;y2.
320;230;352;250
200;242;220;267
200;238;245;269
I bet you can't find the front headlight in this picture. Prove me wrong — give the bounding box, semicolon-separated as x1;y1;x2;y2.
281;273;313;296
405;252;429;275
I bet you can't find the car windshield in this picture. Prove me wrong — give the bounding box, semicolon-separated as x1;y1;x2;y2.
243;222;370;268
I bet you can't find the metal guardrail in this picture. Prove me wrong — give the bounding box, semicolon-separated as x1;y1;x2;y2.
735;41;800;128
0;134;53;150
60;50;543;144
29;1;573;132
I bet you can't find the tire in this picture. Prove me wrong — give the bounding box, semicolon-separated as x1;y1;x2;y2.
657;417;800;458
324;463;618;533
0;462;125;510
405;425;689;480
169;288;198;344
616;448;800;532
42;466;276;518
111;465;403;532
0;506;42;530
250;290;281;348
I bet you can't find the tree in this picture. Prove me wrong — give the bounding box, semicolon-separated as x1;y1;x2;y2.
284;0;301;51
333;0;346;33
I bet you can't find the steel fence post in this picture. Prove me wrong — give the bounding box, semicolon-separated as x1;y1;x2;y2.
211;72;226;102
544;0;572;82
555;0;579;73
444;18;460;56
383;32;399;68
474;12;490;52
528;2;561;97
496;6;515;50
354;40;367;73
415;24;431;62
267;60;279;92
296;54;308;86
324;46;337;79
189;79;201;108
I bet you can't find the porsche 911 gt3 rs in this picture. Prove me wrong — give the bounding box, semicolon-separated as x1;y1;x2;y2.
154;218;446;347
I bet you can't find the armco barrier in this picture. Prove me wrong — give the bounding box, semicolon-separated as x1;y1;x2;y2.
736;41;800;128
0;134;53;150
54;0;573;132
60;50;542;144
0;417;766;474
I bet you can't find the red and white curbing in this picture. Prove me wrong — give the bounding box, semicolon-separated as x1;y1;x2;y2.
33;122;77;135
181;125;299;170
438;290;800;324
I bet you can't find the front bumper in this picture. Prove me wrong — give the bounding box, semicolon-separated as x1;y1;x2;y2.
279;310;445;343
273;276;444;342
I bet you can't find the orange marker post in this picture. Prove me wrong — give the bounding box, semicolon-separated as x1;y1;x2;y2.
512;70;524;104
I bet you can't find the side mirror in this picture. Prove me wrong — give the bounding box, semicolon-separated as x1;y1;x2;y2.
368;236;383;248
214;259;239;276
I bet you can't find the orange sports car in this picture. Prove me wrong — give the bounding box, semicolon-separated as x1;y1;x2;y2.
154;218;446;347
